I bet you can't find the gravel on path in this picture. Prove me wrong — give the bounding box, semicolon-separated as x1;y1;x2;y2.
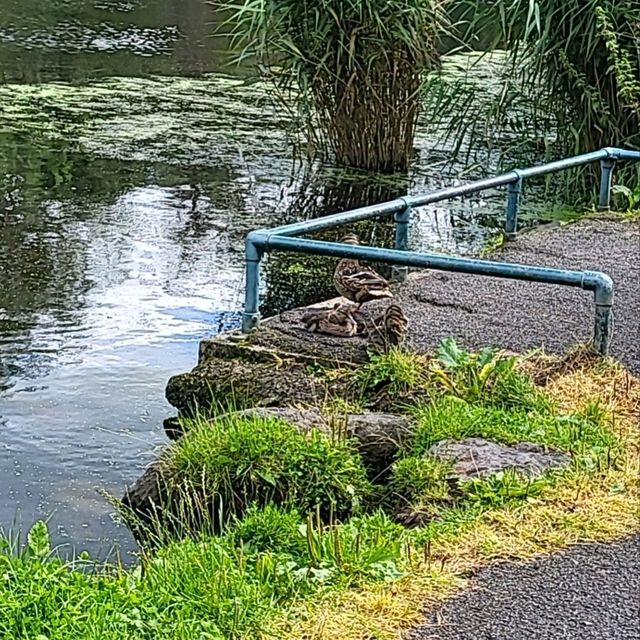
397;217;639;374
407;535;640;640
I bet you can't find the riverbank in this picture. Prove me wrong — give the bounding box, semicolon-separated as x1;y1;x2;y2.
163;215;639;423
2;215;638;639
0;40;536;556
2;343;638;639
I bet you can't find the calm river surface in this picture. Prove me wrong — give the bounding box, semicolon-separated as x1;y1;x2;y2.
0;0;542;559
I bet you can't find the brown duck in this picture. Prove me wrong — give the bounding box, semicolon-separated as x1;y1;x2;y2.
301;302;360;337
333;234;393;307
367;303;409;351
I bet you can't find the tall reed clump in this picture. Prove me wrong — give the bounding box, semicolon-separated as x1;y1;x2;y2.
468;0;639;169
224;0;449;172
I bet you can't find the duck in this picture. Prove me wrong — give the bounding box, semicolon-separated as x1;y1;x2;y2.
333;234;393;307
367;303;409;351
301;302;360;337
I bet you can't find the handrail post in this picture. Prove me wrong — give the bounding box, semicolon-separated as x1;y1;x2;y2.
392;203;411;282
591;272;615;355
598;158;616;210
505;175;522;240
593;304;614;355
242;236;263;332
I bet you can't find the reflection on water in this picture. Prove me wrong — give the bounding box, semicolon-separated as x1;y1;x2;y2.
0;0;234;82
0;0;537;559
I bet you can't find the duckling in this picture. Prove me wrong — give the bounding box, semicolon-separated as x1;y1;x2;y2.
333;234;393;307
367;303;409;351
301;302;360;337
340;233;361;246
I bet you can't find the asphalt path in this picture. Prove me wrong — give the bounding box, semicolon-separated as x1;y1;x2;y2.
398;218;640;374
407;535;640;640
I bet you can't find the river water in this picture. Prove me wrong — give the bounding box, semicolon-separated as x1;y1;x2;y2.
0;0;544;559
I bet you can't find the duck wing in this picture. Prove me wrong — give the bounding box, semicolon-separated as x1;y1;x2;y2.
343;268;390;290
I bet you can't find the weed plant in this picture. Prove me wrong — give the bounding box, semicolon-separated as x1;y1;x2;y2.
429;337;550;410
460;469;549;508
455;0;640;193
356;346;428;398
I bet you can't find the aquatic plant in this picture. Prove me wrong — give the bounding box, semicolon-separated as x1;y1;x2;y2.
222;0;449;172
457;0;640;192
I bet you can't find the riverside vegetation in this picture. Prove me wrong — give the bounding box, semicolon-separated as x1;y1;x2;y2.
1;340;638;640
2;2;639;638
223;0;639;192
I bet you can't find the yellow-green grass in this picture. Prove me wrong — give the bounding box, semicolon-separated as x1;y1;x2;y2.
1;351;637;640
264;356;640;640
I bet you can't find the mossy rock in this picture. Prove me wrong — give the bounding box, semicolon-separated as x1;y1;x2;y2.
166;407;415;477
165;355;346;417
167;318;380;417
197;324;371;367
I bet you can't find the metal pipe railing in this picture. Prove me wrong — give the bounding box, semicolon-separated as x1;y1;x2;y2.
242;147;640;353
262;147;640;239
244;234;614;353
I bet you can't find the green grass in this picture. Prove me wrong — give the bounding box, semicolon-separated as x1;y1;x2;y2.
411;397;620;463
167;414;372;523
410;502;486;546
0;510;408;640
227;503;308;556
355;347;428;398
2;342;633;640
389;455;454;505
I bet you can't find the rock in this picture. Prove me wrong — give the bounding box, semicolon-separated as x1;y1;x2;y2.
199;324;371;366
163;416;182;441
236;407;414;477
429;437;571;481
165;355;336;417
167;307;402;418
120;460;171;545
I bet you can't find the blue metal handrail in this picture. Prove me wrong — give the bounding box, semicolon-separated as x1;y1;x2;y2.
242;146;640;354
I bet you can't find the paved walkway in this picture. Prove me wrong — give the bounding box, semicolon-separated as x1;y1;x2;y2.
273;217;640;640
270;217;639;373
396;217;639;374
407;536;640;640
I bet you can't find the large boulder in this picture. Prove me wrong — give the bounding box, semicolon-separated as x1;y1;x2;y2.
122;409;415;543
165;324;374;417
429;437;571;481
165;355;326;417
